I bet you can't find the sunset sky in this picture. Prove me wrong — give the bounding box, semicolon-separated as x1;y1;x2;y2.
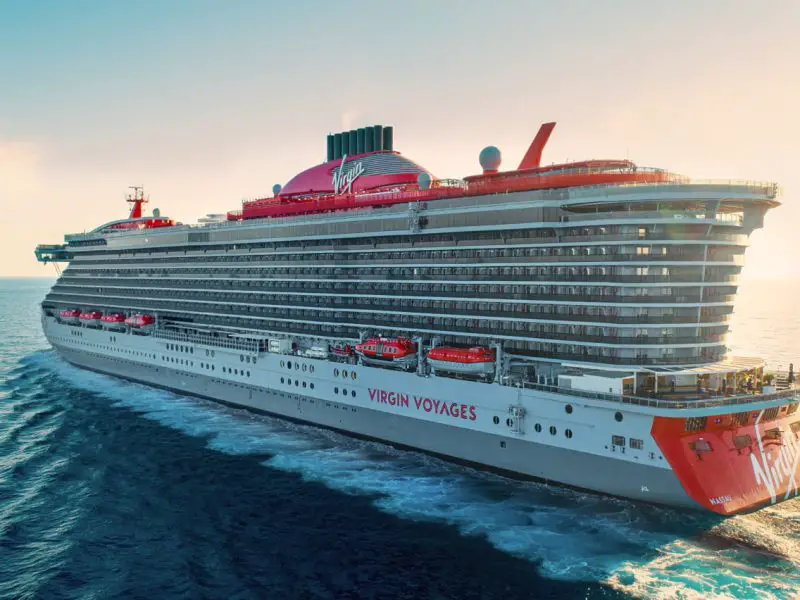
1;0;798;278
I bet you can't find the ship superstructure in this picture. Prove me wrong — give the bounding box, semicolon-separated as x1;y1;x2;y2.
35;123;800;515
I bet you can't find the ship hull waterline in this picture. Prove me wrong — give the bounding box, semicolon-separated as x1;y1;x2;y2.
50;342;700;513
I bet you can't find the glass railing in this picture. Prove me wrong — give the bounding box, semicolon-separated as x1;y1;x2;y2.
516;380;798;410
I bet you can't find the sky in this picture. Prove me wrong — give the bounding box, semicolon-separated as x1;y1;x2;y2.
1;0;798;278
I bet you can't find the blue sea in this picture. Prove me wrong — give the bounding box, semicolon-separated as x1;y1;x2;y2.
1;278;799;600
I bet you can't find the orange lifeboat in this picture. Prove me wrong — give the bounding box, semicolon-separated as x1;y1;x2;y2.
125;314;155;329
355;337;418;370
79;310;103;325
59;309;81;324
427;346;496;376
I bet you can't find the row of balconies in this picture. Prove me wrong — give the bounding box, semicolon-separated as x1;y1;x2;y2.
44;291;728;347
44;299;724;366
63;262;746;282
69;245;744;269
70;235;748;266
51;282;733;325
51;282;737;309
60;267;740;285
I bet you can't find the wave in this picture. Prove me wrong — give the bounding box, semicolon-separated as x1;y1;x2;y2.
22;350;800;599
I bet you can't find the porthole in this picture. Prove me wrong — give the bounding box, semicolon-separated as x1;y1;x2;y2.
302;382;307;388
351;371;356;380
246;356;251;364
334;369;340;377
565;429;573;439
295;380;299;387
309;365;314;374
535;423;542;433
335;387;339;394
310;383;315;390
342;370;348;378
281;377;285;384
493;416;500;425
549;426;557;436
252;358;257;366
615;412;623;422
351;390;356;398
281;360;285;368
287;361;292;370
222;367;227;373
342;388;347;396
240;355;244;362
302;364;307;372
247;371;250;377
295;363;300;371
506;418;513;427
565;404;573;414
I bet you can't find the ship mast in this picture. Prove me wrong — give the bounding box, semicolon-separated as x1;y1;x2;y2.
126;186;148;219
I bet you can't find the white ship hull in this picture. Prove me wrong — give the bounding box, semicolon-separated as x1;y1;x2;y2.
43;316;695;509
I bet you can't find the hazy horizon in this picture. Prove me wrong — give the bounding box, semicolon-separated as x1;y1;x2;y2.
2;0;798;278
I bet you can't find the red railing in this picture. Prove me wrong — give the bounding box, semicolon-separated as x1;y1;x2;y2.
229;168;681;222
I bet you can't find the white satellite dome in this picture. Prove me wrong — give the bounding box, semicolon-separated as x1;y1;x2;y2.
417;172;432;190
479;146;502;172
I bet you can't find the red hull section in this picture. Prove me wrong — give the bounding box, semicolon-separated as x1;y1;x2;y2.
652;404;800;515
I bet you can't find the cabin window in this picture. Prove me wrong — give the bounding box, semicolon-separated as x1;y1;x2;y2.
612;435;626;447
629;438;644;450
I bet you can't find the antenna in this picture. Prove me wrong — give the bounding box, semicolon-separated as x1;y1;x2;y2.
126;185;149;219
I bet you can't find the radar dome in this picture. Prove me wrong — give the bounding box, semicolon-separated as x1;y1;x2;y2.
152;208;161;218
479;146;502;172
417;172;432;190
272;184;282;196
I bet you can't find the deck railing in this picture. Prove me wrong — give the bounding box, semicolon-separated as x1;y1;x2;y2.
517;380;798;410
153;329;261;354
61;178;775;242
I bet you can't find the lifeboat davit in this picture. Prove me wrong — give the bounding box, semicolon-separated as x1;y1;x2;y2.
355;337;418;370
101;313;126;329
79;310;103;325
331;343;355;358
59;309;81;324
125;314;155;330
427;346;496;376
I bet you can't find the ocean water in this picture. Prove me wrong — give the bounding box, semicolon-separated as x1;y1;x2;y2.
1;278;799;600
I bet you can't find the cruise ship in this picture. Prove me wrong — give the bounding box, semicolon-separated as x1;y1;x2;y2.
35;123;800;516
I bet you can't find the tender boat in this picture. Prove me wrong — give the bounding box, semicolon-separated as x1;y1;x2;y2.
125;314;155;331
101;313;126;329
59;309;81;324
428;346;497;376
355;337;418;369
79;310;103;326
